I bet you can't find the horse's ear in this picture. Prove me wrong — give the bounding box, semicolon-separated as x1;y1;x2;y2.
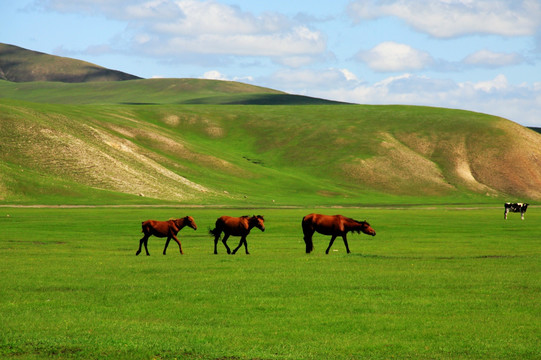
258;215;264;219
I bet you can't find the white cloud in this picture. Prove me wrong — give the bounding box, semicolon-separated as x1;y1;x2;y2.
202;70;228;81
356;42;433;72
125;0;183;19
143;1;327;62
339;68;359;82
298;73;541;126
463;50;523;67
39;0;327;64
201;70;254;83
348;0;541;38
472;74;509;92
158;25;325;58
38;0;166;19
155;0;264;35
354;44;525;73
269;68;359;91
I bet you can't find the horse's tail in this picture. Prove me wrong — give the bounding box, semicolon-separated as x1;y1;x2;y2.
141;221;149;234
209;227;221;240
302;216;314;254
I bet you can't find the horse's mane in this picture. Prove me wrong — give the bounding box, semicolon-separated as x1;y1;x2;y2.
342;216;366;224
241;215;264;220
343;216;368;234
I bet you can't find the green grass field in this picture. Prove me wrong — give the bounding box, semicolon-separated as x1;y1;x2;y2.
2;50;540;359
1;206;539;359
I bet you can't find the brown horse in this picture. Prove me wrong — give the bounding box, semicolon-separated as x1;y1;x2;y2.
136;216;197;256
209;215;265;254
302;213;376;254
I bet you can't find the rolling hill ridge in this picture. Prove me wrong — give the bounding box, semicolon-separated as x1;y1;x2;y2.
0;43;140;83
1;44;541;205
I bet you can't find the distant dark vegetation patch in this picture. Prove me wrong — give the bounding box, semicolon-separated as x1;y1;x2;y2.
243;156;264;165
7;240;66;245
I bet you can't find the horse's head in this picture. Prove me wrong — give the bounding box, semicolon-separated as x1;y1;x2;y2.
360;220;376;236
250;215;265;232
183;216;198;230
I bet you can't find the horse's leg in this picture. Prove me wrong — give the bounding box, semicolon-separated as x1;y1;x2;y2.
342;234;351;254
242;237;250;255
143;236;150;256
163;237;171;255
212;229;221;254
302;220;315;253
304;235;313;253
136;235;148;256
222;233;231;254
171;233;183;254
325;235;337;254
303;229;315;254
232;236;244;255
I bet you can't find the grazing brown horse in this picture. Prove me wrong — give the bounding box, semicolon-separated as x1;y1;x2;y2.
302;213;376;254
136;216;197;256
209;215;265;254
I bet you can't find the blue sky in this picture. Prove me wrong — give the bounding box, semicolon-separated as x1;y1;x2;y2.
3;0;541;126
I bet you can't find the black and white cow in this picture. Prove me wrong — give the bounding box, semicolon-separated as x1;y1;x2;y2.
504;203;529;220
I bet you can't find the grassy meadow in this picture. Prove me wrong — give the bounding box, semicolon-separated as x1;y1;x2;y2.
1;206;539;359
2;51;541;359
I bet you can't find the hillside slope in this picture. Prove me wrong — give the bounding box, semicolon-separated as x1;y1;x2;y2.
1;98;540;205
0;43;140;82
0;77;342;106
1;44;540;204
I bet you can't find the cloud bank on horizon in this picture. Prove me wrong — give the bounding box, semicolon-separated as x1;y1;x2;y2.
4;0;541;126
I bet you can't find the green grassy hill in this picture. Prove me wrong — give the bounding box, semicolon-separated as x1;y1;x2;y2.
2;89;541;205
0;77;340;105
1;44;540;205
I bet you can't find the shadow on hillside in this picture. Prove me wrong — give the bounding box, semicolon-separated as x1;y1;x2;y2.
180;94;351;105
119;102;159;105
